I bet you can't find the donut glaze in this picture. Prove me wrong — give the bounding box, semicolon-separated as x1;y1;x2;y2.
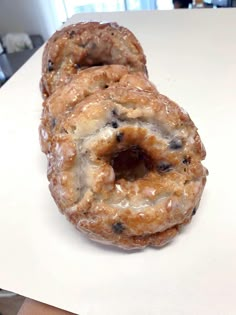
41;22;147;98
39;65;157;154
47;86;207;249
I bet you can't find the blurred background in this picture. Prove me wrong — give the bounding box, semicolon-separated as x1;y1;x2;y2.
0;0;235;87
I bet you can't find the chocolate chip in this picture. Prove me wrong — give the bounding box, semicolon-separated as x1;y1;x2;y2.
48;60;54;72
169;138;182;150
112;109;117;116
116;132;124;142
112;222;124;234
111;121;118;128
183;156;191;165
157;161;172;173
192;207;197;216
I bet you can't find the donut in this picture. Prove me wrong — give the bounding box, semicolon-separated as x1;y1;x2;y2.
41;22;147;98
39;65;157;154
47;85;207;249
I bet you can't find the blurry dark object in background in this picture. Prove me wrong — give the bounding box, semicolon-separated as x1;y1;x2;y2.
212;0;232;6
173;0;192;8
0;34;44;86
173;0;232;7
0;65;7;86
204;0;232;5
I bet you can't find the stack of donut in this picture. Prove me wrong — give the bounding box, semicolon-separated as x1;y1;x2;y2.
39;22;207;249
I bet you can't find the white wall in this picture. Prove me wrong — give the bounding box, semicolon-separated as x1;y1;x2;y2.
0;0;62;40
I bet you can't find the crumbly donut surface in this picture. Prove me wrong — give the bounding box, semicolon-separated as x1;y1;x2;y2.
41;22;147;98
47;86;207;249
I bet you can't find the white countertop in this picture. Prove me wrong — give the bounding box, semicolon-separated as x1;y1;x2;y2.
0;9;236;315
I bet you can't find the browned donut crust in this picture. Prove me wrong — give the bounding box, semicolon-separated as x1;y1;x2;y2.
39;65;157;154
47;85;207;249
41;22;147;98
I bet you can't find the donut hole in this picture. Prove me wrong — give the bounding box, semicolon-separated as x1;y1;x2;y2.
110;146;153;181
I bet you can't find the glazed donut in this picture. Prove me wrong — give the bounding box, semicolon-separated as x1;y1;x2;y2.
47;86;207;249
39;65;157;154
41;22;147;98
